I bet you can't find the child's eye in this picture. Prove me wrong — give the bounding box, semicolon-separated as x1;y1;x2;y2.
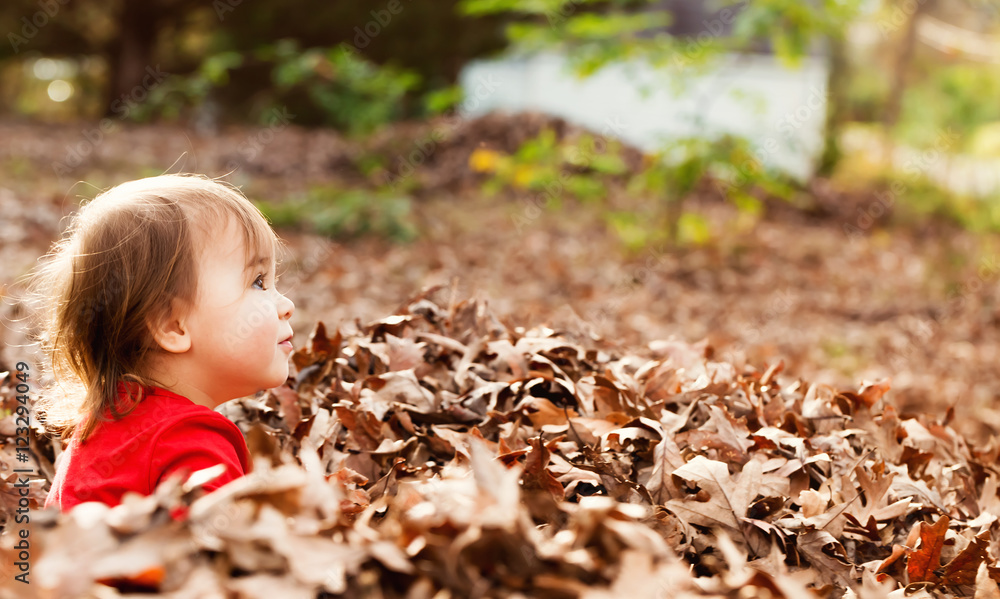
252;274;267;290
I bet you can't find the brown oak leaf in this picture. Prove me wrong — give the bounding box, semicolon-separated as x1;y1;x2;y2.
906;515;950;584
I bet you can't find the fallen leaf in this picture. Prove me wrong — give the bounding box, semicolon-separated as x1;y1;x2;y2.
906;515;950;584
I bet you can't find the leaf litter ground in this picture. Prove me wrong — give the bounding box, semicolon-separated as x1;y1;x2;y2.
3;117;1000;597
4;287;1000;598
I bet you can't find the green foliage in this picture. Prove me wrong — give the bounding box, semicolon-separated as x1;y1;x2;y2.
676;212;713;246
895;177;1000;234
970;123;1000;159
263;40;421;134
256;186;418;243
422;85;465;116
470;128;628;206
128;51;244;122
835;154;1000;237
0;0;509;125
727;0;862;67
896;64;1000;152
460;0;675;76
461;0;861;76
843;59;889;124
132;39;421;133
626;134;792;246
206;1;508;122
202;52;245;86
474;128;794;249
458;0;859;251
605;210;662;253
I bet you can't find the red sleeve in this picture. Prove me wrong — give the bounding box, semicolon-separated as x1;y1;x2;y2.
149;416;250;494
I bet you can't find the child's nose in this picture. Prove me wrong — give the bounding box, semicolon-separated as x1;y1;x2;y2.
277;293;294;319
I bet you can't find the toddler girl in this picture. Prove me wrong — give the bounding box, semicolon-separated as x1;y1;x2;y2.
25;174;296;512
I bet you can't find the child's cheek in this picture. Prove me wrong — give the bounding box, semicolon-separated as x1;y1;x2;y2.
245;297;278;337
230;302;264;346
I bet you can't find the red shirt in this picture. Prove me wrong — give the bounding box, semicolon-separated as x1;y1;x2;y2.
44;382;252;514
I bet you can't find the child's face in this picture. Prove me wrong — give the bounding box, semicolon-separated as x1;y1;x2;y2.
182;217;295;401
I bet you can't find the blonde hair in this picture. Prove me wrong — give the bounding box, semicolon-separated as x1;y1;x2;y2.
23;174;286;443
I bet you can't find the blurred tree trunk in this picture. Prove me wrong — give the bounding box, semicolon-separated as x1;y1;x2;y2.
103;2;160;116
817;33;847;177
882;0;936;135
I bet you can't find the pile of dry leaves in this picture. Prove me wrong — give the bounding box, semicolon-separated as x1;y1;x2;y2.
3;287;1000;598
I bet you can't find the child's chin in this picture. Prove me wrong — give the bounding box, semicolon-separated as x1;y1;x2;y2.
268;369;290;388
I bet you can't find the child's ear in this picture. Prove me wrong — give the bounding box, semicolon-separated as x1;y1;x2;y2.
147;298;192;353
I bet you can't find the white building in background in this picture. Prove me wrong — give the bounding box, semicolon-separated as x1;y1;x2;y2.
458;50;830;182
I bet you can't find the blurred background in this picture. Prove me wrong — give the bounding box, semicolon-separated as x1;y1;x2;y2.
3;0;1000;438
